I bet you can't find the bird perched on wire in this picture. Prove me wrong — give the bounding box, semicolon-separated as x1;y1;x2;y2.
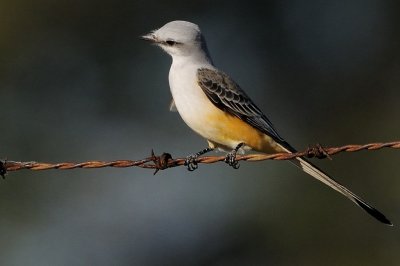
141;20;391;225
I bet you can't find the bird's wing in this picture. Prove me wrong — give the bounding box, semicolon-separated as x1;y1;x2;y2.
169;99;178;112
196;67;391;225
197;67;286;144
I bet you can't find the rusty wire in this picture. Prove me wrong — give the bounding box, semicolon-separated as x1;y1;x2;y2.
1;141;399;177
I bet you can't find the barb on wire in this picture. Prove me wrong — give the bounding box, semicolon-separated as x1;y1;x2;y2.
1;141;399;177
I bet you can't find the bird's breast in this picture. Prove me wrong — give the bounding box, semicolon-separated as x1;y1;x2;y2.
169;65;214;132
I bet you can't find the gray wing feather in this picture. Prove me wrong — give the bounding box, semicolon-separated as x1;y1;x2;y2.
197;68;286;143
169;99;178;112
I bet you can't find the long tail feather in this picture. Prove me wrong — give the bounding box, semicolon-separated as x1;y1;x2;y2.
279;144;392;225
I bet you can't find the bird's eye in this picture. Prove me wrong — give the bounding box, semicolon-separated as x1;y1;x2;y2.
165;40;176;46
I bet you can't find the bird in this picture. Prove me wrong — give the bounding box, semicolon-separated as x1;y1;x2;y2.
141;20;392;225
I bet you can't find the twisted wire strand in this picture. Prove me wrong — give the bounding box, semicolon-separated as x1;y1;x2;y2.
1;141;399;176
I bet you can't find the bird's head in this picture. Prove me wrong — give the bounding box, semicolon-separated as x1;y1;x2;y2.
141;20;211;60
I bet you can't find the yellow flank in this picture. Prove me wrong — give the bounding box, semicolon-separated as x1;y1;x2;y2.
204;107;285;154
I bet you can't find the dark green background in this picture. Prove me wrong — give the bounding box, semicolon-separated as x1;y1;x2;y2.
1;0;399;265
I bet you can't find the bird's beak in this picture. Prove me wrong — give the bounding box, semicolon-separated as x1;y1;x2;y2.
140;33;158;43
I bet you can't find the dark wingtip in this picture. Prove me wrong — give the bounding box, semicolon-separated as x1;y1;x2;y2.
354;198;393;226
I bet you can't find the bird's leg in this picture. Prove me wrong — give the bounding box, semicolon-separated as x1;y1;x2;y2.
184;147;214;171
225;143;244;169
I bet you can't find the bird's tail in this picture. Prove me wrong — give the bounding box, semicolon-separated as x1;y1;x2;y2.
279;144;392;225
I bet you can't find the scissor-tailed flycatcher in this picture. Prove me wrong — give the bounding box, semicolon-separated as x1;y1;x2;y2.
141;20;391;225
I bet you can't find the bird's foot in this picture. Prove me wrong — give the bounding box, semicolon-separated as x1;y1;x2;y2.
184;154;199;171
184;147;214;171
224;143;244;169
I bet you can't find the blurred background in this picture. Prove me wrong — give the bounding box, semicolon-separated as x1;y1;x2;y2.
1;0;400;265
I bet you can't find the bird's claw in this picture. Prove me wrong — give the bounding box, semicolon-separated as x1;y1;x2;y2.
224;143;244;169
224;151;240;169
184;147;214;171
184;154;198;171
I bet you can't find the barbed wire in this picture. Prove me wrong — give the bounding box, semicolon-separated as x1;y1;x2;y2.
1;141;399;177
